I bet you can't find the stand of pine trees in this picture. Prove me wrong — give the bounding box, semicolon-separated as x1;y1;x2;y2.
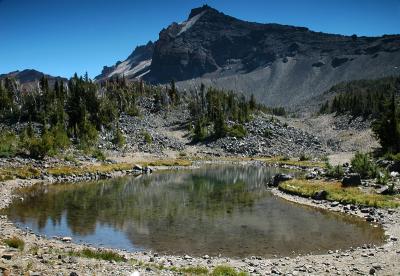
0;74;168;158
319;76;400;154
189;85;255;141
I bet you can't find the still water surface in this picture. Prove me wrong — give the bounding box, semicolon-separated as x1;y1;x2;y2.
4;165;385;257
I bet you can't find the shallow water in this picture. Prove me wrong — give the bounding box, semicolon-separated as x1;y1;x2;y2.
4;165;385;257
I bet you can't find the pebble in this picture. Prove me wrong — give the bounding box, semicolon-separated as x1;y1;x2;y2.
62;237;72;242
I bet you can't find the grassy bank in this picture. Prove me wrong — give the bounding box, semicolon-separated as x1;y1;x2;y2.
0;166;41;181
260;156;325;168
279;179;400;208
138;159;192;167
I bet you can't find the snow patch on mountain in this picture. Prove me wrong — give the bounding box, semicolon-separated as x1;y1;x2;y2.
108;59;152;78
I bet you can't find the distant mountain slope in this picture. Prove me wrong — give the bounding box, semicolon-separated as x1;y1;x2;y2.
95;42;154;81
96;5;400;107
0;69;67;90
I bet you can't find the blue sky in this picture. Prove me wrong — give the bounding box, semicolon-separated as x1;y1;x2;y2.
1;0;399;78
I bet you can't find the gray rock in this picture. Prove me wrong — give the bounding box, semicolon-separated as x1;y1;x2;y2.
312;190;327;200
376;185;391;195
62;236;72;242
271;173;293;187
342;173;361;186
305;172;317;179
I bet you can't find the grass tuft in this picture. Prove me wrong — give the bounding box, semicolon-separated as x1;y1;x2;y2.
3;236;25;250
211;265;248;276
179;266;209;275
69;248;125;262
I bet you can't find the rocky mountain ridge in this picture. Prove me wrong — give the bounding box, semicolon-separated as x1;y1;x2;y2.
96;5;400;107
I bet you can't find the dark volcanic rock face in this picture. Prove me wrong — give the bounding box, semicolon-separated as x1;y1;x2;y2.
146;5;400;84
96;5;400;106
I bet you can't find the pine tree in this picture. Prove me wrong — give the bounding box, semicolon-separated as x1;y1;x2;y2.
372;92;400;153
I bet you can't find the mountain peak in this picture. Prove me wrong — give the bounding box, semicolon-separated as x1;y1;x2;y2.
188;5;217;19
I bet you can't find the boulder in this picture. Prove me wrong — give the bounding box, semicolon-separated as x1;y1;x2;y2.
342;173;361;186
143;166;153;174
312;190;328;200
376;185;391;195
305;172;317;179
270;173;293;187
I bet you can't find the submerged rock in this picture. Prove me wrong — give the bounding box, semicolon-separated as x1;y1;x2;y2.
132;164;143;171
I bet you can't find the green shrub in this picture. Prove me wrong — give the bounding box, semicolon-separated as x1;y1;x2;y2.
193;119;207;142
92;149;106;161
126;105;140;117
24;134;52;160
4;236;25;251
325;162;345;179
351;152;378;179
227;124;247;139
263;129;272;138
112;128;125;148
0;131;18;158
51;125;70;150
143;131;152;144
376;170;389;185
78;120;98;148
299;153;310;161
383;152;400;161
